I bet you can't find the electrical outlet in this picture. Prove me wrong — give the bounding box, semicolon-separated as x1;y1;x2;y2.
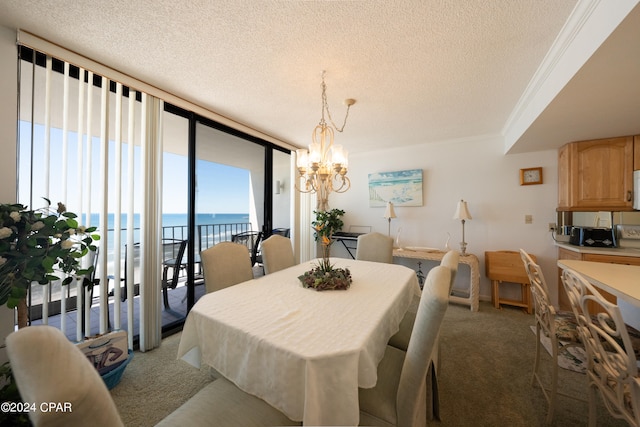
548;223;556;232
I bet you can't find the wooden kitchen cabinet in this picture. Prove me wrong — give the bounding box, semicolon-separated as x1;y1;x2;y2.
558;136;635;211
557;248;637;312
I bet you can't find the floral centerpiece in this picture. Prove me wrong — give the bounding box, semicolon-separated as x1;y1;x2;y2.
298;209;352;291
0;200;98;328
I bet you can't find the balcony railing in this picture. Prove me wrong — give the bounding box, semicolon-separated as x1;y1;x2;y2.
28;221;252;319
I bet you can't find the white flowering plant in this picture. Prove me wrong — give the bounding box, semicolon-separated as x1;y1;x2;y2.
0;200;99;310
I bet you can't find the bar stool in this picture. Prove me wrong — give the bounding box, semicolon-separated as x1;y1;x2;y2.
485;250;534;313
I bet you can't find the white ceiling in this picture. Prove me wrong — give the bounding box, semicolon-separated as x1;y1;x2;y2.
0;0;638;155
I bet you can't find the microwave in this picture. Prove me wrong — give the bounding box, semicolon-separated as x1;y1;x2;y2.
569;226;616;248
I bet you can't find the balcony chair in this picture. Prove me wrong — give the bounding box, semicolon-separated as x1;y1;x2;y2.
232;230;263;268
520;249;585;424
358;265;451;427
272;228;290;237
161;239;188;310
261;234;296;274
561;268;640;427
200;241;254;293
355;232;394;264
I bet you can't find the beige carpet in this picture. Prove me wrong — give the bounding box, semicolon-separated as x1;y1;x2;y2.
110;333;213;426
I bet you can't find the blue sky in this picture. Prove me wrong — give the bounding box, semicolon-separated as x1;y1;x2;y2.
19;121;250;214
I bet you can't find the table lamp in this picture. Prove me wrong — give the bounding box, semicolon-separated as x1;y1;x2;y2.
383;201;396;236
453;199;472;255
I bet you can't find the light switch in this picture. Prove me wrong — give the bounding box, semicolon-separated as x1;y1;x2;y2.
525;214;533;224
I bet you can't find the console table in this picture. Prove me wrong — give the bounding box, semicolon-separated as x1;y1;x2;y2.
393;248;480;311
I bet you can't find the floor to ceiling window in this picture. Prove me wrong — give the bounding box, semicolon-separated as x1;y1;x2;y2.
16;39;292;348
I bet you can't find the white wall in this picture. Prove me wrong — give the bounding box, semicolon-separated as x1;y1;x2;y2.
327;135;560;305
0;26;17;363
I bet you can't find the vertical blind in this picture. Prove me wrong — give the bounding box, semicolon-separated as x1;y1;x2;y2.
17;45;163;351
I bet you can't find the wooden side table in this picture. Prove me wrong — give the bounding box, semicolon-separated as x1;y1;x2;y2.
485;250;534;313
393;249;480;311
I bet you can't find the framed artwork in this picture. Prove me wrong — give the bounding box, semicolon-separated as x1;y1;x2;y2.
368;169;423;207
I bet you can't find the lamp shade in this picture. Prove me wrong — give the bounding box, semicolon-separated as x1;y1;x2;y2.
384;202;397;219
453;200;472;221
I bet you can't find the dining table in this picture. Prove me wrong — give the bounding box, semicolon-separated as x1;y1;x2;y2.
557;259;640;307
177;257;421;426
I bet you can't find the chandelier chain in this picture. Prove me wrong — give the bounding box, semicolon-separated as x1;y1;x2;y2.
320;72;352;133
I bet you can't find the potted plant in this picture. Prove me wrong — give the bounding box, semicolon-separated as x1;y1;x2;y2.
0;200;99;328
299;209;351;291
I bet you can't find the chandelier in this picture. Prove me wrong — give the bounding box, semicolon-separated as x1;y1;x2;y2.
295;71;355;212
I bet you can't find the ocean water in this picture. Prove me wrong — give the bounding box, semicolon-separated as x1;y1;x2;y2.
82;212;250;263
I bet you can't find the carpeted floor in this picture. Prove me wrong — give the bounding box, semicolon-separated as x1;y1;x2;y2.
111;301;629;426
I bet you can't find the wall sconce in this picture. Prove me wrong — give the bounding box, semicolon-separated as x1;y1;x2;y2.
275;180;285;195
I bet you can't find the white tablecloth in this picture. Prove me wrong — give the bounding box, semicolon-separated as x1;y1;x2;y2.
177;258;420;426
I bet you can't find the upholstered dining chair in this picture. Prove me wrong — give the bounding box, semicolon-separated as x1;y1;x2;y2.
6;325;125;427
355;231;394;263
389;250;459;352
261;234;296;274
200;241;254;293
520;249;584;424
561;268;640;427
6;325;301;427
359;265;451;427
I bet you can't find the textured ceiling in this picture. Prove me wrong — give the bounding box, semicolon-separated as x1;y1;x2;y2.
0;0;637;155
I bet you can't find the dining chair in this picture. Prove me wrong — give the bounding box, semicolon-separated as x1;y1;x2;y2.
389;250;459;352
6;325;301;427
200;241;254;293
161;239;188;310
355;231;394;263
6;325;125;427
359;265;451;427
520;249;584;424
561;268;640;427
261;234;296;274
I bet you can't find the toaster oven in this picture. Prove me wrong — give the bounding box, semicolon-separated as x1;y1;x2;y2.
569;226;616;248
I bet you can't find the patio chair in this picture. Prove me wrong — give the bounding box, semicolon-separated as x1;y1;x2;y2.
232;231;263;267
161;239;188;310
272;228;290;237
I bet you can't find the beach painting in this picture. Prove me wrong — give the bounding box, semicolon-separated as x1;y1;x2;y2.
368;169;423;207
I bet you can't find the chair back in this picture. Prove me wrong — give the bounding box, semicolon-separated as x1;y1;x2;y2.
6;325;124;427
561;268;640;425
201;241;254;293
162;239;188;288
232;231;263;266
520;249;557;338
261;234;296;274
439;250;459;292
355;232;394;263
397;265;451;427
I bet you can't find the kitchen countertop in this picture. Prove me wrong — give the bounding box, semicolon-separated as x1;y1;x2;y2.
556;242;640;258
